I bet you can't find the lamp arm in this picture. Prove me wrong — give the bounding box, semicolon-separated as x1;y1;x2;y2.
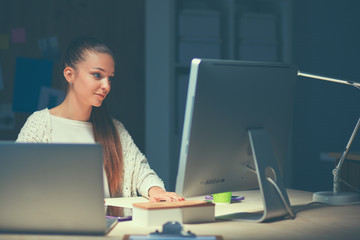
298;70;360;194
333;117;360;193
297;71;360;88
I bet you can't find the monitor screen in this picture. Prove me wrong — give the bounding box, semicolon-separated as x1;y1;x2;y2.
175;59;298;198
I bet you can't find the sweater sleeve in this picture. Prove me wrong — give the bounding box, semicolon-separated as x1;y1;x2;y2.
16;109;52;143
114;120;165;198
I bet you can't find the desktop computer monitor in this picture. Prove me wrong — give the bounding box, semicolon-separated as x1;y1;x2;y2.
175;59;298;199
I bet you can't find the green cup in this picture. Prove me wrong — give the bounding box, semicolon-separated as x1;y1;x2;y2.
212;192;232;204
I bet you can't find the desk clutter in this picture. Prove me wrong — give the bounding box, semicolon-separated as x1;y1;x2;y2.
132;200;215;226
124;221;222;240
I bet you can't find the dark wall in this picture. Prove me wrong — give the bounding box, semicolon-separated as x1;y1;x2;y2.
292;0;360;191
0;0;145;150
2;0;359;192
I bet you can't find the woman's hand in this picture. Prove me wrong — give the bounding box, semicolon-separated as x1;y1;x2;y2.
148;186;184;202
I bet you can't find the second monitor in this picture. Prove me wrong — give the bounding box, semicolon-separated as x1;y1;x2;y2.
176;59;297;199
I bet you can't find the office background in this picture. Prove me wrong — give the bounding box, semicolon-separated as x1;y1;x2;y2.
1;0;360;193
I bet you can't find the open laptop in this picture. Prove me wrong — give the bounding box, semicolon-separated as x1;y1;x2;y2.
0;142;117;235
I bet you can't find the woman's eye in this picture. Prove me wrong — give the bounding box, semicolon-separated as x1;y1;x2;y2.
93;73;102;79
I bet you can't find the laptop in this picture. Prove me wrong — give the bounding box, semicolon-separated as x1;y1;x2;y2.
0;142;117;235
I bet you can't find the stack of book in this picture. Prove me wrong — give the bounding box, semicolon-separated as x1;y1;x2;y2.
237;13;278;62
132;200;215;226
177;9;221;64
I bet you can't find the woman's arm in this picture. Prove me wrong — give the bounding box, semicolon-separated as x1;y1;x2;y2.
114;120;183;201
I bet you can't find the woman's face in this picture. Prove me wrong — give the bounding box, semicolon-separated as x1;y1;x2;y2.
70;51;115;107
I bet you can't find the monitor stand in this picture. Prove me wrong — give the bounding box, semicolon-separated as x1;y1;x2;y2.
217;128;294;222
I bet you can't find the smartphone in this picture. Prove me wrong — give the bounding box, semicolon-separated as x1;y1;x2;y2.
105;205;132;221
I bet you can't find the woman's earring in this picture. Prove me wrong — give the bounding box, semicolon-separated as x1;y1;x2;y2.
70;81;73;85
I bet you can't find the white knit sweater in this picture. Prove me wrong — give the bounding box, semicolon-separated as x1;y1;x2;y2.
16;108;165;198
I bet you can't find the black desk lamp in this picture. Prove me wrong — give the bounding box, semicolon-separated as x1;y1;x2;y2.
297;71;360;205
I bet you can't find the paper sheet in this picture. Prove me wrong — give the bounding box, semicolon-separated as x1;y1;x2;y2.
38;36;60;60
11;28;26;43
0;64;4;90
0;34;10;50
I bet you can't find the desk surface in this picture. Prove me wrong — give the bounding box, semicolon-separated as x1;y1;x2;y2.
1;189;360;240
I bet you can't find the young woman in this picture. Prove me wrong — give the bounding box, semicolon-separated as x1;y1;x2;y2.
16;37;182;202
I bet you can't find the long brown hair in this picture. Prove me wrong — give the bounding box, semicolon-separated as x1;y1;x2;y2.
63;37;123;197
91;103;123;197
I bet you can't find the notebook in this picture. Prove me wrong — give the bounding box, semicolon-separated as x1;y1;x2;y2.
0;142;117;235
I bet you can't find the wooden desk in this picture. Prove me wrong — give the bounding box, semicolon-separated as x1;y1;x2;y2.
1;189;360;240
